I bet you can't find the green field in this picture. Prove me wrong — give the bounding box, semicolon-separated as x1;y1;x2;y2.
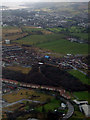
47;27;88;41
68;70;89;85
47;26;87;34
22;26;44;32
22;26;52;35
14;35;45;45
70;33;88;40
69;110;86;120
13;34;64;45
14;34;88;55
73;91;89;102
37;38;88;55
69;26;86;33
35;98;61;112
47;27;66;33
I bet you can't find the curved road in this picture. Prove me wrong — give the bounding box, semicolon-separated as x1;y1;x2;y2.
62;101;74;120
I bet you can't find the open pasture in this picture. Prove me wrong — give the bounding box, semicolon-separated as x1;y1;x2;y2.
37;37;88;55
68;70;89;85
13;34;65;45
2;26;22;34
13;33;88;55
22;26;52;35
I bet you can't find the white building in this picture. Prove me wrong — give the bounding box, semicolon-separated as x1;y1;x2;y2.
61;103;66;108
73;99;88;105
5;39;10;44
80;104;90;117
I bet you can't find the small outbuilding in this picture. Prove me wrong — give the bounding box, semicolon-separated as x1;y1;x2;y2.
61;103;66;108
44;55;50;59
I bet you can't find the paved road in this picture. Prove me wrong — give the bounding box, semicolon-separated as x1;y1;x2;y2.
58;97;74;120
62;101;74;120
70;65;87;75
45;63;87;75
3;99;43;108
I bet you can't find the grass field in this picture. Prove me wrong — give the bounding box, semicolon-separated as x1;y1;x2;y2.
3;26;88;55
37;37;88;55
73;91;89;102
3;89;53;103
13;34;64;45
68;70;89;85
6;65;31;74
14;35;48;45
2;26;22;34
70;91;89;119
22;26;52;35
2;26;28;41
70;33;88;40
13;34;88;55
47;27;87;36
22;26;43;31
35;98;61;112
47;27;66;33
3;33;28;41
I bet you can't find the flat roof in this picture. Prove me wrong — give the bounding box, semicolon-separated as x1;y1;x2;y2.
81;104;90;117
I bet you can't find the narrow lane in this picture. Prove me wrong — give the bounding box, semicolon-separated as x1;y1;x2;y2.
3;99;43;108
69;64;87;75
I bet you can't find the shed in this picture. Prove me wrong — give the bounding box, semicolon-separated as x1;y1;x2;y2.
45;55;50;59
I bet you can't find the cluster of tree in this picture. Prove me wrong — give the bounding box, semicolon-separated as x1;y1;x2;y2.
40;65;88;91
3;64;89;92
2;68;26;82
47;111;62;120
82;55;90;66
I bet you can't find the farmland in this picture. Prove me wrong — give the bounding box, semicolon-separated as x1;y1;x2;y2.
2;26;28;41
47;27;88;41
13;34;64;45
2;26;88;55
22;26;42;32
47;26;87;33
13;35;49;45
3;33;28;41
70;33;88;41
2;26;52;42
37;37;88;55
22;26;52;35
2;26;22;34
13;34;88;55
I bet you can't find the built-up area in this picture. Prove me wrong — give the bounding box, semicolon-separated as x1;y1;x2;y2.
1;44;90;120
